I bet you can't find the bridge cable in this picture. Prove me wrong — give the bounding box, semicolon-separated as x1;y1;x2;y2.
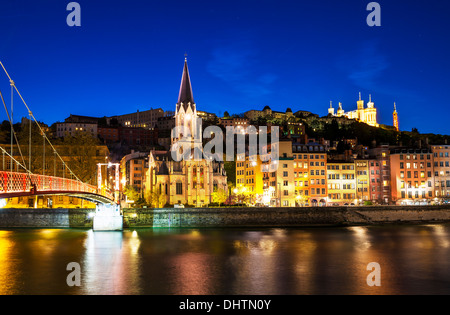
10;82;13;172
0;61;83;183
42;133;45;176
29;110;31;171
0;145;31;174
0;88;30;175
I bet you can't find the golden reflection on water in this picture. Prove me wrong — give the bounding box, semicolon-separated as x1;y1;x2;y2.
292;232;317;294
0;231;18;295
2;225;450;294
430;225;450;248
347;226;395;295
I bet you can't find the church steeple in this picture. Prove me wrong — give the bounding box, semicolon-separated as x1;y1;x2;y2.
177;57;195;113
173;56;201;152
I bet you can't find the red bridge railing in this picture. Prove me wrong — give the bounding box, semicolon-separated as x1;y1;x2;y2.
0;171;114;201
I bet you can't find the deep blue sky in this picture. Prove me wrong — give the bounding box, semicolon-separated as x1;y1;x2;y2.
0;0;449;134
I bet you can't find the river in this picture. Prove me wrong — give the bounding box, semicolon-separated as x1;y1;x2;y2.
1;224;450;295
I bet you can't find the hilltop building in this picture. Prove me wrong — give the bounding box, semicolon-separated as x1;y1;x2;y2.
244;106;294;121
328;93;379;127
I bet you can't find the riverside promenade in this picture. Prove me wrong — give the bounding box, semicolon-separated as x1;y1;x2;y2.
2;205;450;228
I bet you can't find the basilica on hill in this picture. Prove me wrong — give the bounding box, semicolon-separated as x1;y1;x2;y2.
144;58;228;207
328;93;379;128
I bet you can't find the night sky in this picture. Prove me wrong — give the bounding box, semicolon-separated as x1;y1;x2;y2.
0;0;449;134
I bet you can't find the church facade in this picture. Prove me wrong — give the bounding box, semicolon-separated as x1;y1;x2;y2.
328;93;379;127
144;58;228;207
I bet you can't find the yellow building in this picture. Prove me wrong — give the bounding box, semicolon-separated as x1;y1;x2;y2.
236;153;264;204
330;93;379;127
261;140;296;207
327;162;357;205
355;159;371;204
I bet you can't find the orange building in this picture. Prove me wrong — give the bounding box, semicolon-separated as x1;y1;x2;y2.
390;148;434;205
292;142;328;206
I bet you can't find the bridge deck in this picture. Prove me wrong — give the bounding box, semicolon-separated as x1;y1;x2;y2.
0;171;115;204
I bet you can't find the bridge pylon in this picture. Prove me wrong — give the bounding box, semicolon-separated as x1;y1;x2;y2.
93;203;123;231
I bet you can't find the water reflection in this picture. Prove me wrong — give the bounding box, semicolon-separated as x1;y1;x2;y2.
0;231;19;295
1;225;450;294
230;232;278;294
82;231;141;295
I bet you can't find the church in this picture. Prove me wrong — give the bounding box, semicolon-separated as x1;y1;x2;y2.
144;58;228;207
328;93;379;127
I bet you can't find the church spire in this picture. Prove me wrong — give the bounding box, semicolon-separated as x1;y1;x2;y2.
177;57;195;112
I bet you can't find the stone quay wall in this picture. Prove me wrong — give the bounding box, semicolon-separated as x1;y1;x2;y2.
2;205;450;228
122;205;450;228
0;208;94;228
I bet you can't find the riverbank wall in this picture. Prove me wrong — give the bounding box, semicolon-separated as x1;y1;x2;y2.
0;208;94;228
2;205;450;228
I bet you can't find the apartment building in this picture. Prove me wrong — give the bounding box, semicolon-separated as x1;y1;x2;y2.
120;151;149;195
370;145;391;204
292;142;327;206
390;148;434;205
355;159;370;204
327;161;356;206
431;145;450;198
368;159;383;203
236;152;264;203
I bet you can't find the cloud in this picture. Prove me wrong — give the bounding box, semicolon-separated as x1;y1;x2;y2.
207;43;277;98
337;41;389;90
